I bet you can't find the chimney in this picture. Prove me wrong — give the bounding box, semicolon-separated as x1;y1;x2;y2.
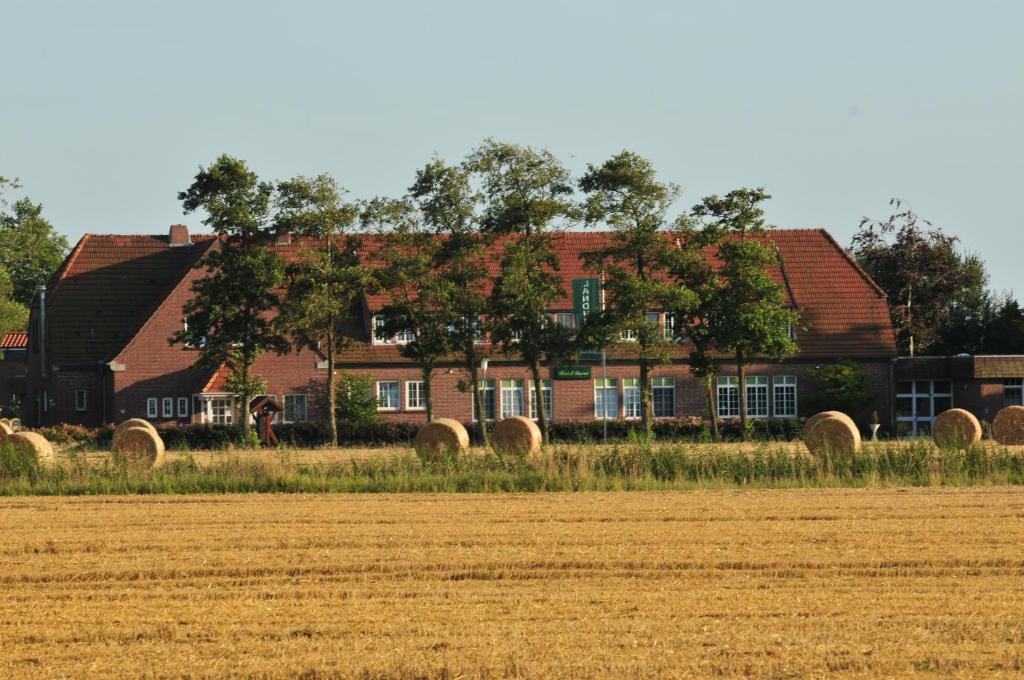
168;224;190;246
276;231;292;246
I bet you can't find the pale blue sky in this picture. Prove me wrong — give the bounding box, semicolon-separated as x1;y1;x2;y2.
2;0;1021;295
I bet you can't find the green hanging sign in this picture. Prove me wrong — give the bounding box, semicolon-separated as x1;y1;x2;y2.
573;278;603;362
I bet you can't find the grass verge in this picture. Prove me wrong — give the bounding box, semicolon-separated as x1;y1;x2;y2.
3;440;1024;495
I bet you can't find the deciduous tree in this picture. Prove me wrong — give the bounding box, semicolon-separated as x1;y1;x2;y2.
692;189;798;441
363;196;455;423
273;174;373;446
578;151;696;438
171;155;288;442
467;140;577;444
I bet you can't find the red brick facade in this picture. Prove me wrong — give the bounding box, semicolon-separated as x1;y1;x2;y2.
23;226;902;432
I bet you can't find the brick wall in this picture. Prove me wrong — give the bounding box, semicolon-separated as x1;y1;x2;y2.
340;358;894;430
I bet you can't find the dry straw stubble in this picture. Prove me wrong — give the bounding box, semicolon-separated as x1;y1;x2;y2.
993;405;1024;445
805;415;861;456
931;408;982;449
492;416;542;456
7;431;56;465
414;418;469;460
113;426;165;469
0;420;12;443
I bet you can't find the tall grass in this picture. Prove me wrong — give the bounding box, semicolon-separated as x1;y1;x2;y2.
2;441;1024;496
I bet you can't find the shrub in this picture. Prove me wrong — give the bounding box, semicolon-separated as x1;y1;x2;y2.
807;360;879;421
335;373;380;424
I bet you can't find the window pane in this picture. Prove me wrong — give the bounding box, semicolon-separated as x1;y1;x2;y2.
897;381;913;395
652;378;675;418
933;380;952;395
896;397;913;418
623;378;640;419
915;397;931;418
500;380;524;418
933;396;952;413
529;380;552;420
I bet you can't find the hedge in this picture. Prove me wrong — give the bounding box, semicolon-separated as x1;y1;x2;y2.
29;417;804;450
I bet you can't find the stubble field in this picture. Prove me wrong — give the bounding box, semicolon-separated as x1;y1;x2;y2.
3;488;1024;678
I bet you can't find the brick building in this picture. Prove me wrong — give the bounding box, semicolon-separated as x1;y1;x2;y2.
23;225;900;432
893;356;1024;437
0;331;27;418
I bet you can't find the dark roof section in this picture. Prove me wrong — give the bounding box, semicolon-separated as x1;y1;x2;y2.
44;233;215;366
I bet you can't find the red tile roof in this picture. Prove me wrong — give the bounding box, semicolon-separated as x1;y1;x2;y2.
43;233;215;366
41;227;896;370
1;331;28;350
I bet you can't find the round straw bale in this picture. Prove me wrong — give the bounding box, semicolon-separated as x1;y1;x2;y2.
414;418;469;460
804;415;861;457
6;431;56;465
113;418;158;447
992;405;1024;445
801;411;856;443
0;420;12;443
113;426;165;469
492;416;542;456
931;408;982;449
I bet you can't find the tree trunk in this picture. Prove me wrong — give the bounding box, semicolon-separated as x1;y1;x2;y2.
530;360;549;446
239;358;252;445
639;359;652;439
423;364;433;422
737;353;748;442
704;373;720;442
326;338;338;447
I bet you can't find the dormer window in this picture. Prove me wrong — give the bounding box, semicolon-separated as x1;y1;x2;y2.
373;315;413;345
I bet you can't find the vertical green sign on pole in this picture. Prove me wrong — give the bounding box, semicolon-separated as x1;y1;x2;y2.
573;278;603;362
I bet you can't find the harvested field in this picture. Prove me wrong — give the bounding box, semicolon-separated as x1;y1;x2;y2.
2;489;1024;678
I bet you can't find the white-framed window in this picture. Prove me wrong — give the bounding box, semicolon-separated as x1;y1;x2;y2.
595;378;618;419
652;377;675;418
623;378;641;419
553;312;576;329
500;379;525;418
372;315;392;344
376;381;401;410
619;328;638;342
177;397;189;419
896;380;952;438
663;312;676;339
529;379;553;421
473;379;496;421
406;380;426;410
146;397;158;419
746;377;769;418
210;397;234;425
162;397;174;418
396;328;414;345
74;389;87;412
1005;379;1024;407
773;376;797;417
773;376;797;418
717;377;739;417
284;394;308;423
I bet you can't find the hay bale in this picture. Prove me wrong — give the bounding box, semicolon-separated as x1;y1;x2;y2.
804;415;861;457
931;408;982;449
6;431;56;465
113;426;165;469
113;418;158;448
993;405;1024;445
414;418;469;460
492;416;542;456
801;411;856;443
0;420;12;443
